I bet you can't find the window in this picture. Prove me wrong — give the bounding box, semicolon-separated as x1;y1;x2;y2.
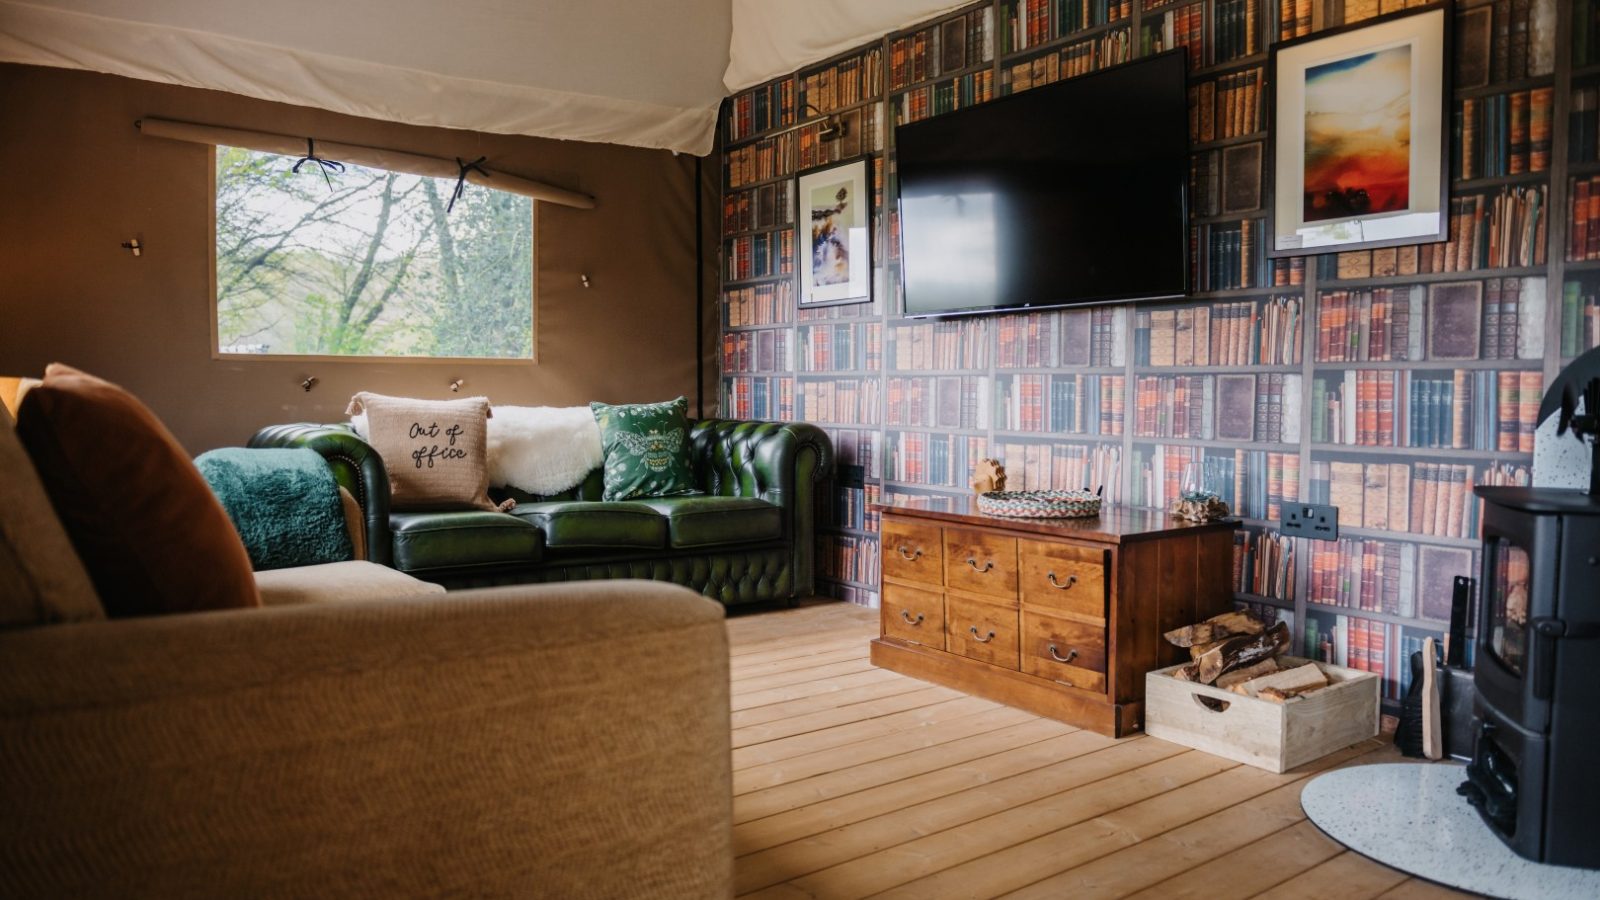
215;146;534;359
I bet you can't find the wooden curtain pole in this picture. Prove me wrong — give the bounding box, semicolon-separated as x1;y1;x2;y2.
137;117;595;210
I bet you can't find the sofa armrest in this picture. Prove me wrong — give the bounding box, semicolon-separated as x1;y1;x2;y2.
0;581;732;898
690;419;834;595
249;423;393;566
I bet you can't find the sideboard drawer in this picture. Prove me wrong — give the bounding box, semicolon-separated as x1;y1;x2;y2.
881;583;945;648
945;594;1020;670
1021;610;1107;693
944;528;1018;599
1018;539;1107;621
883;519;944;587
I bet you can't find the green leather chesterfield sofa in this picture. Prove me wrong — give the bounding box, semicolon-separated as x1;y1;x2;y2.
249;419;833;606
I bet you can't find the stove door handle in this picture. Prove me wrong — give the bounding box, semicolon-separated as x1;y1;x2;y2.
1532;617;1600;640
1530;618;1563;701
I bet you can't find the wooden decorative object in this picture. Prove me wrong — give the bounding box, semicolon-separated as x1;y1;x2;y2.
970;458;1007;495
872;497;1234;737
1169;490;1231;523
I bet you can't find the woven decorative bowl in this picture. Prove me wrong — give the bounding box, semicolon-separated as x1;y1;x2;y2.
977;489;1101;519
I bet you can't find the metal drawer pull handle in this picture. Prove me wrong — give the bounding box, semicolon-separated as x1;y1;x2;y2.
969;626;997;643
900;610;925;626
1048;644;1078;664
897;546;923;561
966;558;995;573
1046;572;1078;590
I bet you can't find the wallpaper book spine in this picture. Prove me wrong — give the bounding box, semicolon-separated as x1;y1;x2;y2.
1311;367;1541;452
1455;88;1553;179
723;283;795;328
1562;279;1600;356
1572;86;1599;164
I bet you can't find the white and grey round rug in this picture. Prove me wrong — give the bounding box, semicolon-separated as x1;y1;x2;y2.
1300;763;1600;900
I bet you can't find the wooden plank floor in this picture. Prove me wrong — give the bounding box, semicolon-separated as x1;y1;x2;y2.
725;602;1477;900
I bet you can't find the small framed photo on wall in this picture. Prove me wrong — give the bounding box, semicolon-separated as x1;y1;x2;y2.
1267;7;1451;258
796;157;873;308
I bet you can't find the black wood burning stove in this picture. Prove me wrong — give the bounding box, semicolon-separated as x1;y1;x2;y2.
1461;487;1600;869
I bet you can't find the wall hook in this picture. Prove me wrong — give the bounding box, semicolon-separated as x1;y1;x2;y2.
580;274;591;288
301;376;319;392
449;379;466;393
121;238;142;257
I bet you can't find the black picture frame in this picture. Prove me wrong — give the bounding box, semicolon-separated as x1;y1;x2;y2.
1266;4;1454;259
796;156;875;308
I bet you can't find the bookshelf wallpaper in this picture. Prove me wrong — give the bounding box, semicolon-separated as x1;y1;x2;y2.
719;0;1583;706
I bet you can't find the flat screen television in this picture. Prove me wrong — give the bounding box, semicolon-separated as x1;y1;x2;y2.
896;50;1189;319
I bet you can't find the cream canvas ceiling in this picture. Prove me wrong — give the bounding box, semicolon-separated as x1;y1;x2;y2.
723;0;969;92
0;0;965;155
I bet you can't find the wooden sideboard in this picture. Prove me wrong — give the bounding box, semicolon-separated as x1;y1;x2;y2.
870;498;1235;737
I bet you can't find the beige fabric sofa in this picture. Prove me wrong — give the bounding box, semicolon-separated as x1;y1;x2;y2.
0;411;735;898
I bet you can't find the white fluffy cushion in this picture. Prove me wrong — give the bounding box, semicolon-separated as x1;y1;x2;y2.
353;405;602;496
486;406;604;494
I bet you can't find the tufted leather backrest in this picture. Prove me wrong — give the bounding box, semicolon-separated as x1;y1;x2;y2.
494;470;606;505
691;420;780;499
499;420;833;509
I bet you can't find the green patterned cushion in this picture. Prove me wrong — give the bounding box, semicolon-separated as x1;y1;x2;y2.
589;398;701;502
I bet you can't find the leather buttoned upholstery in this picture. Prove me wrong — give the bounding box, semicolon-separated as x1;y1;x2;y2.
686;420;831;597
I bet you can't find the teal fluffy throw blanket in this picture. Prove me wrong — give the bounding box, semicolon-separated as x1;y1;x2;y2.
196;447;354;571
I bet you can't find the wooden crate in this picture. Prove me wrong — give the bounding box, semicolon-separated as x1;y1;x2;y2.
1144;657;1380;773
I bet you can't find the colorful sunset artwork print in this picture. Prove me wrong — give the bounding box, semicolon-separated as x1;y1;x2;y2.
1302;45;1412;223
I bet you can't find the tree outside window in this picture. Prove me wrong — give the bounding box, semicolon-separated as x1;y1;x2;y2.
215;146;534;359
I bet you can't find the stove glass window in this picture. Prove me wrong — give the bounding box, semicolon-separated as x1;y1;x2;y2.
1487;538;1531;676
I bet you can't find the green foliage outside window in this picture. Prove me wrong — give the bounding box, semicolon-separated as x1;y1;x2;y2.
215;146;534;359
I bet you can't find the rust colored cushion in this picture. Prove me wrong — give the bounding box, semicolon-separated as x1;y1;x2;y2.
14;364;259;617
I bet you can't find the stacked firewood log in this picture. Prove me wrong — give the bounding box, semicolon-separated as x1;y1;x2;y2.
1163;611;1331;703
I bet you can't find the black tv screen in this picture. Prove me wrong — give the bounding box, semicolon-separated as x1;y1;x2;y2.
896;51;1189;318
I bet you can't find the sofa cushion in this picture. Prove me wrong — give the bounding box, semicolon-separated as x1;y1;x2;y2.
254;560;446;606
15;364;259;617
590;398;700;502
511;501;668;550
390;511;542;573
347;392;498;512
632;496;782;549
0;404;103;627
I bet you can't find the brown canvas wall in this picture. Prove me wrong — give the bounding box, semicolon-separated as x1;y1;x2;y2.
0;64;718;452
